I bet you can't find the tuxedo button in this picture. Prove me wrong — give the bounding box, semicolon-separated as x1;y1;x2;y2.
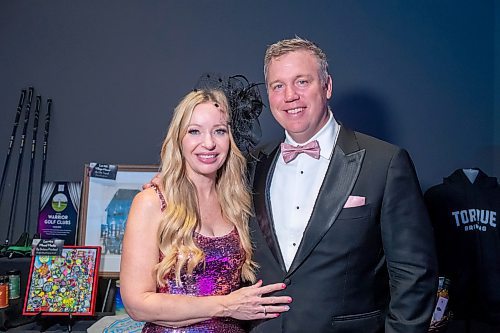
284;278;291;286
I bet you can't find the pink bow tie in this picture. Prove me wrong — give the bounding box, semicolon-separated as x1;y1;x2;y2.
281;140;321;163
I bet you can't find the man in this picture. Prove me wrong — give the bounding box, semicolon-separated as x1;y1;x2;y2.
249;37;438;333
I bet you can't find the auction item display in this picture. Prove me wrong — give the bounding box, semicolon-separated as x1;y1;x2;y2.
37;181;81;245
78;163;157;277
0;87;53;258
23;246;101;316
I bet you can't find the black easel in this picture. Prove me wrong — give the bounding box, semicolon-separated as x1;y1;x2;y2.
67;313;73;332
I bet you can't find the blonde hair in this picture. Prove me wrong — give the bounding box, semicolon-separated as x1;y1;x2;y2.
264;36;330;87
154;89;256;286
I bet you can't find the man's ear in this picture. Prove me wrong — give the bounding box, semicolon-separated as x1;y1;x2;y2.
325;75;333;99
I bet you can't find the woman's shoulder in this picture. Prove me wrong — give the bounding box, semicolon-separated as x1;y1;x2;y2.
132;187;165;213
125;187;165;232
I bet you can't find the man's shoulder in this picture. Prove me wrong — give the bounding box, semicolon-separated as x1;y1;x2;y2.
339;126;401;156
352;130;398;150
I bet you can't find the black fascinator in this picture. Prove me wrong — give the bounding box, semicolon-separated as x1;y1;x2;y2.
194;73;264;156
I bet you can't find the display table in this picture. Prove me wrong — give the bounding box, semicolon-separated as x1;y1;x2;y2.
3;313;105;332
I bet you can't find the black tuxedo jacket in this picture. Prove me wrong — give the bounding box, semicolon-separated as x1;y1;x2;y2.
249;127;438;333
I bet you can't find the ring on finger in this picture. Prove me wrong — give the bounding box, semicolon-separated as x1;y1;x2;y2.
263;305;267;316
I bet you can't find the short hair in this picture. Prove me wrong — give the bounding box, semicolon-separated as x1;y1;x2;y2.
264;37;330;86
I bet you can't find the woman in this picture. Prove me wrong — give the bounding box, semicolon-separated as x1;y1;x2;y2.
120;89;291;332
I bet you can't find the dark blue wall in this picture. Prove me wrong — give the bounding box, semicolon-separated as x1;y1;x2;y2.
0;1;497;239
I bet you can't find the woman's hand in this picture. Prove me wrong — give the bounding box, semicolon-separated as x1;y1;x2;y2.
221;280;292;320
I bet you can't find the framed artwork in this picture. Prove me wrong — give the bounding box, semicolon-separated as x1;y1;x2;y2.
23;246;101;316
78;164;158;277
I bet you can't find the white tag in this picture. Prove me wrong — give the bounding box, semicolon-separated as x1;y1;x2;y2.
432;296;449;321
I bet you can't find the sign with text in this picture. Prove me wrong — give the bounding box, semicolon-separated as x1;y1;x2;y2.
37;182;81;245
33;239;64;256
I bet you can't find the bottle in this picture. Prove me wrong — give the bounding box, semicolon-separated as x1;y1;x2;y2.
0;276;9;308
7;270;21;300
432;277;450;322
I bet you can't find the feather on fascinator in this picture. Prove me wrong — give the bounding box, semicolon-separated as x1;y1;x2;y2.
194;73;263;156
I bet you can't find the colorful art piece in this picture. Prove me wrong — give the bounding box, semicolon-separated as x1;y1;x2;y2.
23;246;101;316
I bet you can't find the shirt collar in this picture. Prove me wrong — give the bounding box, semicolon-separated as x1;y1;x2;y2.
284;111;339;160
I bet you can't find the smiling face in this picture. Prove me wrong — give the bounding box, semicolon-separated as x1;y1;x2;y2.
181;101;230;181
266;49;332;143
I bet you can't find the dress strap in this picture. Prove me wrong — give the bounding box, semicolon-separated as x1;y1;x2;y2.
149;183;166;211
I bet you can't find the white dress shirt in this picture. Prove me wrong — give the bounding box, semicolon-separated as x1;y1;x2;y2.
270;112;340;270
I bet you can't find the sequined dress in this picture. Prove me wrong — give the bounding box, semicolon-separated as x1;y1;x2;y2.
142;186;246;333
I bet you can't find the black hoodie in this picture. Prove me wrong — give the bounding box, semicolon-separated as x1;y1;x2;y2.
424;169;500;325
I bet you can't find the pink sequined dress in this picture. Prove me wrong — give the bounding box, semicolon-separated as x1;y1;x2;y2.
142;186;247;333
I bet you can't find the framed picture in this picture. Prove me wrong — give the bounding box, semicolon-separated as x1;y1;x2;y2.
78;164;158;277
23;246;101;316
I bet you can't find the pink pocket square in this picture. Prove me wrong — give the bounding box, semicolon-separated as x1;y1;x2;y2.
343;195;366;208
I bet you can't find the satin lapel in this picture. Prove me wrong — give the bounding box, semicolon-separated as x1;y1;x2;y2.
286;127;365;276
252;146;287;271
